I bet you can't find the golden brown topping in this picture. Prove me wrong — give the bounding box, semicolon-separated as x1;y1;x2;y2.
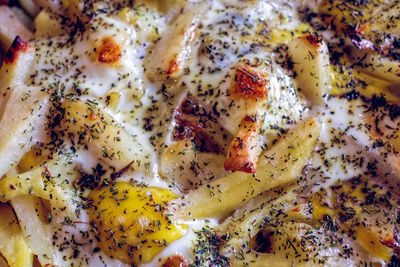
304;32;323;48
232;65;268;100
4;36;30;64
167;56;180;75
98;37;121;63
162;255;188;267
380;237;394;249
88;112;97;121
224;115;261;173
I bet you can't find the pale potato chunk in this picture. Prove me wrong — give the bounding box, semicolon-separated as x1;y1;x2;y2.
287;34;331;105
0;86;50;178
349;48;400;84
145;3;205;79
169;118;320;219
0;204;33;267
0;6;33;50
0;158;77;212
224;115;262;173
34;10;64;37
11;196;56;266
0;38;35;117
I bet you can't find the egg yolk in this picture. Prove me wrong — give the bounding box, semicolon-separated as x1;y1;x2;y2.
88;182;186;265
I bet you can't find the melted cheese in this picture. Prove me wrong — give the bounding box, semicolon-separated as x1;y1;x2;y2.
2;0;400;266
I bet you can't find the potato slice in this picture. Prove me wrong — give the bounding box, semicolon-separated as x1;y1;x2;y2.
0;37;35;117
287;34;331;105
34;10;64;37
224;115;262;173
0;86;49;178
0;158;77;212
169;118;320;219
349;47;400;84
11;196;56;266
0;204;33;267
145;3;206;79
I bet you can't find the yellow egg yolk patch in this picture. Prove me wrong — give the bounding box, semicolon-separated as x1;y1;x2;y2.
88;183;186;265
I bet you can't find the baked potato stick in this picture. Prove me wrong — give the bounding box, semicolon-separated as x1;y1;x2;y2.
18;0;40;17
11;196;57;266
287;34;330;105
220;185;298;254
0;204;33;267
169;118;320;219
224;115;262;173
0;158;77;213
0;86;49;178
145;3;205;78
0;38;35;118
349;48;400;84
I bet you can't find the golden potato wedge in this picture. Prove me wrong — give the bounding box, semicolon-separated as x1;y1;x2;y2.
0;204;33;267
145;3;205;79
224;115;262;173
287;34;331;105
34;10;64;37
169;118;320;219
0;86;49;178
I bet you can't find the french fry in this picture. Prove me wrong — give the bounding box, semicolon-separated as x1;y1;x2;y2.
0;86;49;178
145;3;205;79
34;10;64;37
169;118;320;219
0;158;77;212
0;204;33;267
0;37;35;117
287;34;330;105
224;115;262;173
